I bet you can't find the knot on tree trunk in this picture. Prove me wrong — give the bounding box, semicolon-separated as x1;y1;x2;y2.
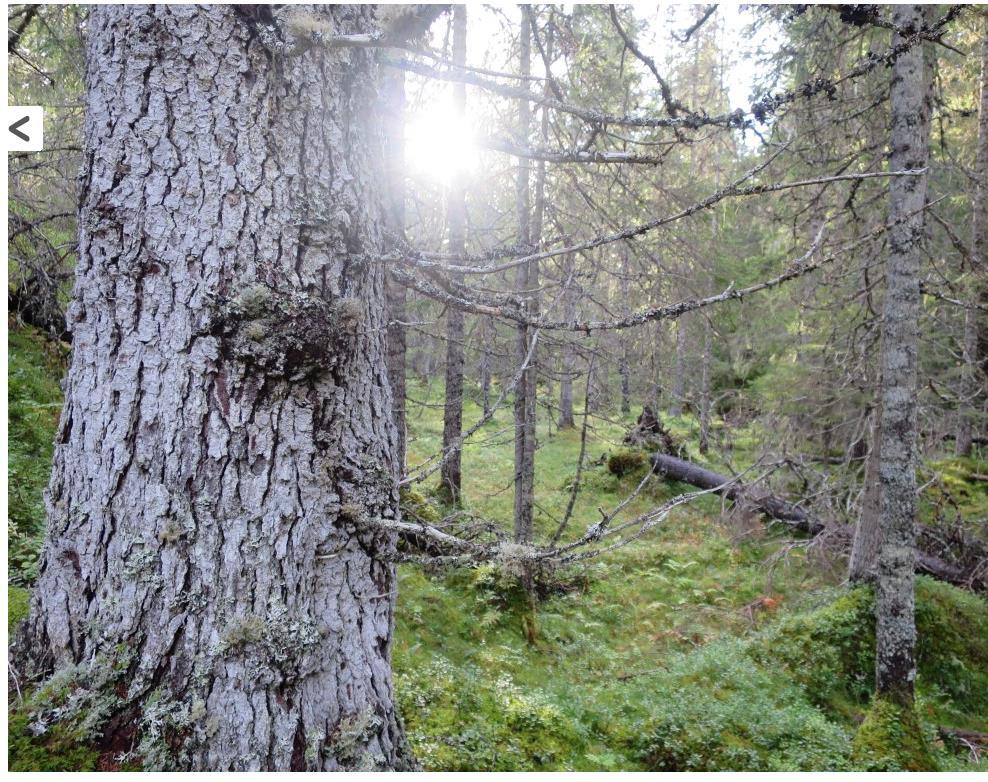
212;284;363;379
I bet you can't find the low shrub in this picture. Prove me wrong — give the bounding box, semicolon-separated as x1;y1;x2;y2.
627;640;851;771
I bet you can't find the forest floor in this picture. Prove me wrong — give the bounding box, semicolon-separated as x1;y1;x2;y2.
7;323;988;771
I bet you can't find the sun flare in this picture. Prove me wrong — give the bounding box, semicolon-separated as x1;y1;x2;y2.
404;99;478;184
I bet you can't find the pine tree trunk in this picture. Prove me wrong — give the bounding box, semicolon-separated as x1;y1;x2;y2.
849;398;883;583
558;256;577;428
669;315;688;416
480;316;493;417
513;7;536;545
384;68;409;473
15;6;412;770
439;4;468;504
957;29;988;457
875;3;931;707
698;317;711;454
619;250;632;416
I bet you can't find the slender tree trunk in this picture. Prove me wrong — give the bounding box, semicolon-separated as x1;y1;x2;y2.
698;317;711;454
619;249;632;416
480;316;493;417
669;314;688;416
558;257;577;428
513;7;536;545
850;397;883;583
957;30;988;457
384;69;408;474
874;3;931;707
14;6;412;771
439;5;468;504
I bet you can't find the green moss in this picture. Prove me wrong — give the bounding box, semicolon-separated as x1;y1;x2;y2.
628;640;851;771
851;697;937;771
749;586;876;710
914;577;988;716
607;448;647;478
8;586;31;634
8;710;101;772
399;486;441;523
751;578;988;723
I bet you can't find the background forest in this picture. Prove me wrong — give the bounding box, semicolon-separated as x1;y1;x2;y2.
6;3;988;772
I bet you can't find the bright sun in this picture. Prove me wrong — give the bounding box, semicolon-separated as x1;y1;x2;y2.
405;99;477;184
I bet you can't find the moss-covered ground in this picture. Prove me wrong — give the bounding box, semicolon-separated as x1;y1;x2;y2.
7;325;988;770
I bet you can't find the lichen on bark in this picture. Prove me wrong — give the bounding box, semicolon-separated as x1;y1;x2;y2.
12;4;413;771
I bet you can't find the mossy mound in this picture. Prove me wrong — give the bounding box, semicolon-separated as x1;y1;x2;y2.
750;577;988;719
628;640;851;771
607;448;647;478
851;697;937;771
396;657;589;771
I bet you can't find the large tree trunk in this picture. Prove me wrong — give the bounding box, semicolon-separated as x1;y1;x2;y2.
439;4;468;504
14;6;412;771
956;29;988;457
874;3;932;707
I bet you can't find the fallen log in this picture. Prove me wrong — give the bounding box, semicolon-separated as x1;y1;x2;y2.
649;452;985;591
650;453;823;534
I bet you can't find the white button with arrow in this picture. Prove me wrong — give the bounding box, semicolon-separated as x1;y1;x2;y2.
6;106;43;151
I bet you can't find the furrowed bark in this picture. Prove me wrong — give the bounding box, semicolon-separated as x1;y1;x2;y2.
439;4;468;504
15;6;412;771
874;3;931;707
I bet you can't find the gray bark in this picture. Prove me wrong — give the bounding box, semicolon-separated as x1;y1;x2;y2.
875;4;931;707
619;251;632;416
439;4;468;504
384;68;408;472
698;317;711;454
557;256;577;428
15;6;411;771
849;400;883;583
957;30;988;457
480;316;493;417
513;7;537;545
669;314;688;416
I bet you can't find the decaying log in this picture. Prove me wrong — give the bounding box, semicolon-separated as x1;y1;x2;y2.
650;453;823;534
649;453;985;591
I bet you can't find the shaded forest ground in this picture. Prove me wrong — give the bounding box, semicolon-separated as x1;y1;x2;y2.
7;323;988;771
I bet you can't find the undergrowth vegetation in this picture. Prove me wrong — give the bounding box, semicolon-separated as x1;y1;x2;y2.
7;326;988;771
